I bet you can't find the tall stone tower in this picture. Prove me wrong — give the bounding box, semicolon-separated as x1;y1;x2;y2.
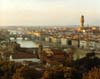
80;15;84;28
38;44;43;58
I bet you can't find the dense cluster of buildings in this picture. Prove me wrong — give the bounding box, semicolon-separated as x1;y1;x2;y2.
0;15;99;62
0;15;100;79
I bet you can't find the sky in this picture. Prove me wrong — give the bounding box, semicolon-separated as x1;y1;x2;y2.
0;0;100;26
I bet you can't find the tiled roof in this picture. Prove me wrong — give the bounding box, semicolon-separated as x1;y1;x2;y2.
12;52;36;59
51;49;65;55
40;48;65;63
17;48;34;53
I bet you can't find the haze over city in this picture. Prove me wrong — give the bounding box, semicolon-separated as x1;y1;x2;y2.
0;0;100;26
0;0;100;79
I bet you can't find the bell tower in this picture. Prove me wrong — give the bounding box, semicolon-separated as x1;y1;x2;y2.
80;15;84;28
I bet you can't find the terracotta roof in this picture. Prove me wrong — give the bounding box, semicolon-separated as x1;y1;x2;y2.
40;48;65;63
17;48;34;53
12;52;36;59
50;49;65;55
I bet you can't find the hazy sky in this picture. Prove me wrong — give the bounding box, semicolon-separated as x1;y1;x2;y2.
0;0;100;26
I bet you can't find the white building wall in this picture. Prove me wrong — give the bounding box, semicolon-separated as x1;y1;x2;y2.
10;58;40;62
80;40;87;49
52;37;57;43
61;38;67;46
88;41;96;49
96;42;100;49
72;40;78;47
45;37;49;42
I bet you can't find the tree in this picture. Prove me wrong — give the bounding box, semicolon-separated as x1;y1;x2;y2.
12;66;42;79
82;67;100;79
41;62;77;79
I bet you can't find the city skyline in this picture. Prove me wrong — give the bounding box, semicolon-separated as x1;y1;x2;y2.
0;0;100;26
